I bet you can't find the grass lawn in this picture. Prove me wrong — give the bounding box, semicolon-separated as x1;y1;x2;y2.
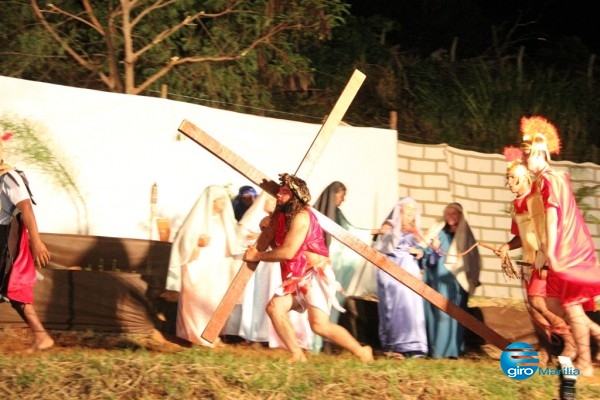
1;325;600;400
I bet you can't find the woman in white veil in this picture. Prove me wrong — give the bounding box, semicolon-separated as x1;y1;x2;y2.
166;185;244;347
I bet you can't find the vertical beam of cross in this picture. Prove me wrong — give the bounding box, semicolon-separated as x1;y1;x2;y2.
178;121;511;351
294;70;365;177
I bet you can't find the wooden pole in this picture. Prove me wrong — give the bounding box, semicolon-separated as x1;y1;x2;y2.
389;111;398;131
517;46;525;81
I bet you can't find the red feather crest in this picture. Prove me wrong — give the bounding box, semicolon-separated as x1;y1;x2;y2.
503;146;523;162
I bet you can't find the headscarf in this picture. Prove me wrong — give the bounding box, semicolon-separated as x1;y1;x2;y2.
375;197;422;255
237;186;257;198
313;181;346;247
232;185;257;221
442;202;481;294
166;185;242;292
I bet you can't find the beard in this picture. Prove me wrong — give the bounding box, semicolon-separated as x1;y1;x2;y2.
275;197;304;230
276;201;292;214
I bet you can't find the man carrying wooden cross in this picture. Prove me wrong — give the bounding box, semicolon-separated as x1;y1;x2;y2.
243;172;373;363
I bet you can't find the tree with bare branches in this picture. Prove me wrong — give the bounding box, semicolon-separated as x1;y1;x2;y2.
30;0;349;99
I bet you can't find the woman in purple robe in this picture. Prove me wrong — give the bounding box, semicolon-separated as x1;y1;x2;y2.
374;197;428;358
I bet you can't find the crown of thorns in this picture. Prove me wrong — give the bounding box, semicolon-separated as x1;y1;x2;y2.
278;173;311;204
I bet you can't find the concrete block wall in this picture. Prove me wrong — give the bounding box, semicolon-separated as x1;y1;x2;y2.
396;140;600;299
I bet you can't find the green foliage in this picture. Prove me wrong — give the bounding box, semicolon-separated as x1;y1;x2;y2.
397;59;600;162
0;115;88;234
273;14;401;125
1;1;350;113
304;11;600;164
150;0;351;112
574;184;600;225
0;2;98;88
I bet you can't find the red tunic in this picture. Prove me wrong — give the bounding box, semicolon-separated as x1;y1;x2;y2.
533;168;600;307
273;207;329;281
7;220;37;304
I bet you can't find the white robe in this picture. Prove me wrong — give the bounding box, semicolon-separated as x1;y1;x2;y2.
167;185;244;346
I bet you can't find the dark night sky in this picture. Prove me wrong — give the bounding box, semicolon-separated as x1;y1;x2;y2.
347;0;600;55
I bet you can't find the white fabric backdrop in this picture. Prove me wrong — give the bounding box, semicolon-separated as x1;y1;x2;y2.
0;76;398;241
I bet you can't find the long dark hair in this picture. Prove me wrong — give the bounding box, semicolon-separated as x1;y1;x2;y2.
276;195;306;231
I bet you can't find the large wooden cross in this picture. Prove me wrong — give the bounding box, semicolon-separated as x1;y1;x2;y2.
177;72;511;352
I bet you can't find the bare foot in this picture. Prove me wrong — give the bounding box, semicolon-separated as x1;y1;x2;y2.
384;351;405;360
357;345;374;362
287;350;307;364
28;334;54;353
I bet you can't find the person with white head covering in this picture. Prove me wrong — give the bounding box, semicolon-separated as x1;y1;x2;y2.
420;202;481;359
166;185;244;347
374;197;428;359
236;191;313;349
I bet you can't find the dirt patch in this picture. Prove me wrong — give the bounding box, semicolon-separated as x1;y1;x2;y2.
0;325;186;355
0;295;528;355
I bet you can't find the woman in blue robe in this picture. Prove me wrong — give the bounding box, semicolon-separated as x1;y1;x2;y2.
420;202;481;359
374;197;428;358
